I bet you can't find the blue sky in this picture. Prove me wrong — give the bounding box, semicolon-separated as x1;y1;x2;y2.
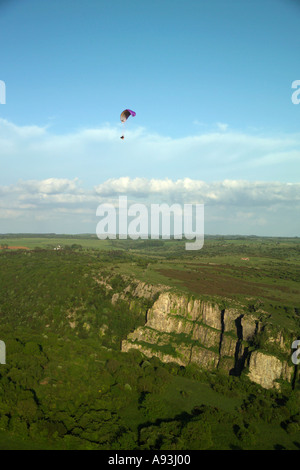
0;0;300;236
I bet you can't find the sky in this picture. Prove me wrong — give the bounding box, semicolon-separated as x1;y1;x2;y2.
0;0;300;236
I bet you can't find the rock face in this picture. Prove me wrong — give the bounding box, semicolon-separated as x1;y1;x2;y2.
111;278;169;305
121;292;295;389
248;351;294;389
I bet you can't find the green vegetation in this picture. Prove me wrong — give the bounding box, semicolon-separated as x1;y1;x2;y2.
0;235;299;449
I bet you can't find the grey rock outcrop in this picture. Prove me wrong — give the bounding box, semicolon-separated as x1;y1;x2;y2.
120;291;295;389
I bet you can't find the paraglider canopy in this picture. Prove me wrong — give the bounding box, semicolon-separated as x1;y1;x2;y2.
120;109;136;139
120;109;136;122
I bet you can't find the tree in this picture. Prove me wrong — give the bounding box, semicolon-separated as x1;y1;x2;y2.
180;420;213;450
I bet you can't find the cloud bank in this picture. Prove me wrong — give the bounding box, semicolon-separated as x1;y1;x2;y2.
1;118;300;185
0;177;299;236
0;119;299;235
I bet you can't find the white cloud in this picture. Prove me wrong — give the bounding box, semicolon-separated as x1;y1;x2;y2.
0;177;299;235
0;118;299;235
216;122;229;132
0;118;300;185
95;177;300;206
0;118;48;139
20;177;80;195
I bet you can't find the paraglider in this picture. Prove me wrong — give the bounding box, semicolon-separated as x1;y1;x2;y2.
120;109;136;139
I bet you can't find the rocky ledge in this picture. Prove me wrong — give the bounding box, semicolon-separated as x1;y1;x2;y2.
121;292;296;389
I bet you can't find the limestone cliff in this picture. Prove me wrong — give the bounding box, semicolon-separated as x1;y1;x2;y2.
120;291;295;389
248;351;294;390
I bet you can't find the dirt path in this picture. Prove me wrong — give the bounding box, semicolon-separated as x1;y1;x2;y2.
0;246;30;250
